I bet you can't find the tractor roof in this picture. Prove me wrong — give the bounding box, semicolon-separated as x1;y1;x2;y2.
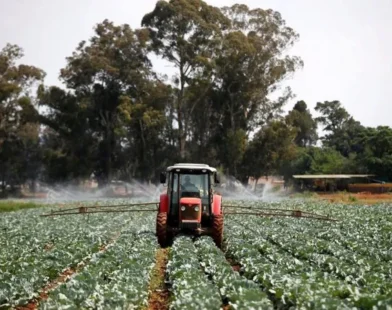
166;163;217;173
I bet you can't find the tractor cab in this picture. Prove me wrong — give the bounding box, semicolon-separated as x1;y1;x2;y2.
157;163;223;247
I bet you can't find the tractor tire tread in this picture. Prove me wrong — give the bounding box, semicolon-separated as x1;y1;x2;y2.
212;214;224;248
156;212;167;247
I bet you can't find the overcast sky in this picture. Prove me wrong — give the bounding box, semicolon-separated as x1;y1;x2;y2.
1;0;391;127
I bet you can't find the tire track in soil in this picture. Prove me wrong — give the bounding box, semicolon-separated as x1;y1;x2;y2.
226;257;241;272
146;248;170;310
14;231;122;310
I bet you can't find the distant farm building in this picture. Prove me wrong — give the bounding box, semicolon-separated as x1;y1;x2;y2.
291;174;392;193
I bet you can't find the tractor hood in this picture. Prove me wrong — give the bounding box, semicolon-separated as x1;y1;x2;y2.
179;197;202;226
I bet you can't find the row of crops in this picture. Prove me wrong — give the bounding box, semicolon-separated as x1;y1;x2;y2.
224;200;392;309
0;200;158;309
167;235;274;309
1;199;392;309
41;232;157;309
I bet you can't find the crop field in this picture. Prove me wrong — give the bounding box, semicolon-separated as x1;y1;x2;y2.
0;199;391;309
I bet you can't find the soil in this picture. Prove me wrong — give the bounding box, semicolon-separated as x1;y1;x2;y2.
317;192;392;204
226;258;241;272
231;264;241;272
147;248;170;310
43;243;54;251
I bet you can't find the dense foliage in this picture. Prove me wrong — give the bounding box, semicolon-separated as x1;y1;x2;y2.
225;201;392;309
195;236;273;309
41;227;157;309
167;236;222;309
1;0;392;191
0;200;157;308
1;199;391;309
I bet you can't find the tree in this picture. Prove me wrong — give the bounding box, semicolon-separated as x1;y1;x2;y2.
120;81;173;181
142;1;302;173
315;100;352;132
195;3;302;176
213;4;302;132
222;129;247;177
355;126;392;181
280;146;355;187
286;100;318;147
242;120;296;181
38;86;97;183
313;100;392;179
308;147;351;174
0;44;45;191
49;20;164;184
142;0;231;159
315;100;364;156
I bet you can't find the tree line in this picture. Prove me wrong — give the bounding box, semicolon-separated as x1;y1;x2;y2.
1;0;391;192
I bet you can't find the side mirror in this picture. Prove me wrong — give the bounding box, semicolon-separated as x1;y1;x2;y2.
214;173;220;184
160;172;166;184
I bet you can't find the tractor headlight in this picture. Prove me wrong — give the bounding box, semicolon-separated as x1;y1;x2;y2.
181;206;186;211
194;206;199;212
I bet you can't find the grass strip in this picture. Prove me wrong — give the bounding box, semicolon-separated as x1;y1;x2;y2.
0;200;44;213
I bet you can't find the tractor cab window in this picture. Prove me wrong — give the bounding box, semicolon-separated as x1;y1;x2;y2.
180;175;198;193
179;173;209;202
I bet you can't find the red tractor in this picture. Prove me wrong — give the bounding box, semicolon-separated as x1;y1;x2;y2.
156;163;223;247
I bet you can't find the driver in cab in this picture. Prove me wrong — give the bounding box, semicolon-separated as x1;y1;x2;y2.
181;176;198;192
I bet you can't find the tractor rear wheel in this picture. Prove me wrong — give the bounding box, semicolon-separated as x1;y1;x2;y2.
212;214;224;248
156;212;168;247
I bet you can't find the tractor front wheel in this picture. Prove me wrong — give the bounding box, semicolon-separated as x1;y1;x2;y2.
156;212;168;247
212;214;224;248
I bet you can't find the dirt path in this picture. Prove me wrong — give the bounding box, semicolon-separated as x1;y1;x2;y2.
15;231;122;310
146;248;170;310
226;257;241;272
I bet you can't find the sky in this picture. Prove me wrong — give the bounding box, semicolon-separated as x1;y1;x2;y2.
1;0;392;128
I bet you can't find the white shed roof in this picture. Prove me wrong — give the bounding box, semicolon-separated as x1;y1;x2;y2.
293;174;374;179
